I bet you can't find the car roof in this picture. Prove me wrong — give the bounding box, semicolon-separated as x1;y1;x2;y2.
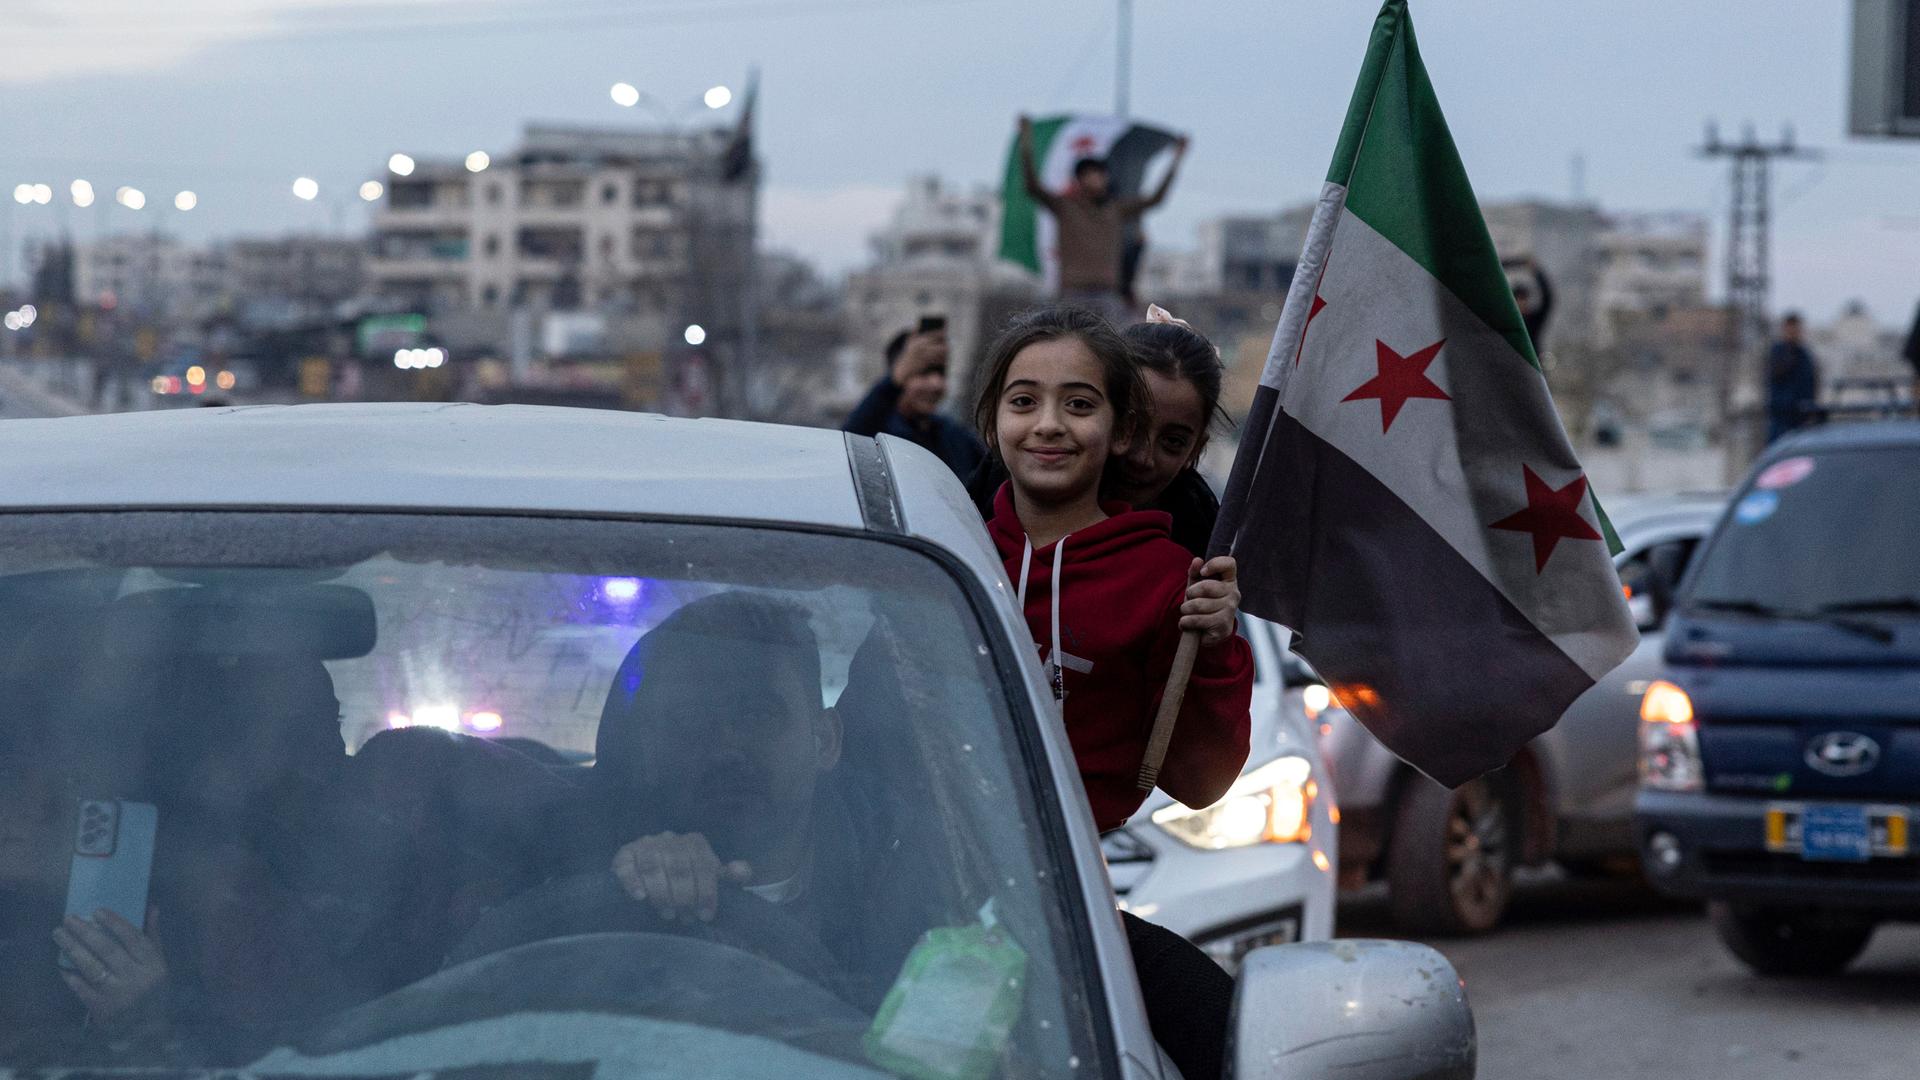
1764;419;1920;458
0;404;868;526
1605;491;1728;537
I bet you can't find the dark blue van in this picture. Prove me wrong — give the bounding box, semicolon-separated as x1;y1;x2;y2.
1635;419;1920;975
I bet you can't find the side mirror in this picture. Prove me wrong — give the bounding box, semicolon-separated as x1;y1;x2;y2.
1230;940;1475;1080
1646;545;1689;628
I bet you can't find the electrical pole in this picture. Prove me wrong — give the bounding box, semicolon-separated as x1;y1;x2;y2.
1115;0;1132;119
1697;122;1818;472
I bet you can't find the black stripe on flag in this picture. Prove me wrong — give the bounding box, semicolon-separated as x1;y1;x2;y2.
1103;124;1179;199
1229;389;1597;787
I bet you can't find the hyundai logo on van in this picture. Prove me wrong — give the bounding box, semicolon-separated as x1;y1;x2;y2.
1804;732;1881;778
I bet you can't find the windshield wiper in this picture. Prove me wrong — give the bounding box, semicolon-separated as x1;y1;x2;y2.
1689;598;1780;617
1816;596;1920;616
1688;597;1894;644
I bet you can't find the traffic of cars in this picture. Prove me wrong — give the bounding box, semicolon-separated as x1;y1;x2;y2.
1636;419;1920;975
1317;492;1727;933
0;404;1471;1079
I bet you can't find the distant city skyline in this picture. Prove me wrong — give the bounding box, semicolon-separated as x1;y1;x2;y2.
4;0;1918;326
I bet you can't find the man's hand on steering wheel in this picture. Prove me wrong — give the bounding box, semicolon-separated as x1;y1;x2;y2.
611;831;754;924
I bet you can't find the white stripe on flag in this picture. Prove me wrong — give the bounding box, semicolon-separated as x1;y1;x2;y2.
1283;209;1625;681
1258;180;1349;395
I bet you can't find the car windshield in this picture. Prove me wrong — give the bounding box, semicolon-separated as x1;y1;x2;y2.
0;511;1097;1077
1684;445;1920;616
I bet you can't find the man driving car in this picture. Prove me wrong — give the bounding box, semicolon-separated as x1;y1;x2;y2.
592;592;848;929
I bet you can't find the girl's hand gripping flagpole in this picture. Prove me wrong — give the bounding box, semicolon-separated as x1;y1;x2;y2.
1135;556;1240;794
1135;629;1201;792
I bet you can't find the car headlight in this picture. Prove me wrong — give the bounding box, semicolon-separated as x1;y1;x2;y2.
1151;755;1316;850
1639;680;1703;792
1301;683;1335;721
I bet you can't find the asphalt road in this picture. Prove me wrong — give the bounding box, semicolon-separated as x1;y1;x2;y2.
1341;877;1920;1080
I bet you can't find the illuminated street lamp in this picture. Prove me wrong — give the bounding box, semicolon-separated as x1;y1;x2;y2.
70;180;94;207
610;82;641;108
115;186;147;210
360;180;385;202
174;190;198;211
704;85;733;110
11;185;30;205
29;184;52;205
292;177;320;201
465;150;490;173
388;153;416;177
683;324;707;346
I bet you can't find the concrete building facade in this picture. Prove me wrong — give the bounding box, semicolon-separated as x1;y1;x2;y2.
843;175;1038;413
365;123;757;411
74;233;226;320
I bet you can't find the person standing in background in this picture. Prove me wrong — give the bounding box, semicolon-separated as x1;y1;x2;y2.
1018;115;1187;322
1506;257;1554;351
1902;300;1920;412
842;318;986;480
1766;312;1820;442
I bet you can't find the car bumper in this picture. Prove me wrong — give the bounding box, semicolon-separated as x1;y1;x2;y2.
1637;789;1920;910
1103;823;1336;969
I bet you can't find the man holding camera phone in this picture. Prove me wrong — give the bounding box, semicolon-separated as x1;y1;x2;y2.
842;316;986;480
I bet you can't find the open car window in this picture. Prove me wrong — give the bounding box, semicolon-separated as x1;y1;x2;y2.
0;511;1098;1077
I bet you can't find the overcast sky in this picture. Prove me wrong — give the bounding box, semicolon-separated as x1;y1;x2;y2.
4;0;1917;326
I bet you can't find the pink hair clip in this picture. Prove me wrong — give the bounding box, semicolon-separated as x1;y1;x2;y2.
1144;303;1194;330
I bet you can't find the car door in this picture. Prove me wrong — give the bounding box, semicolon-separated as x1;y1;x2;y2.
1550;528;1707;848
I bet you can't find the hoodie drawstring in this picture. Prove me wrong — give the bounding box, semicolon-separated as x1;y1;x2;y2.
1017;533;1068;702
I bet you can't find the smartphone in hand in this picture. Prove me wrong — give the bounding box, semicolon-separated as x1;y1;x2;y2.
58;799;157;969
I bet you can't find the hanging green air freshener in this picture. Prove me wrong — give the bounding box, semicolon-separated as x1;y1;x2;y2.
863;904;1029;1080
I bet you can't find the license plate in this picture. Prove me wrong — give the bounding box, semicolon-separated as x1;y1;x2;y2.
1766;803;1909;862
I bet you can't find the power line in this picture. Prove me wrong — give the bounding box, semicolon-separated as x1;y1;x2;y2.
1697;121;1819;467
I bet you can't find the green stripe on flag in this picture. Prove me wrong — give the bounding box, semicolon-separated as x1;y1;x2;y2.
999;117;1066;273
1589;490;1623;555
1332;1;1541;370
1324;1;1405;187
1326;1;1623;556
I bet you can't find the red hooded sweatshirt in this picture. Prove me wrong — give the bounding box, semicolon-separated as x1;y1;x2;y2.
988;484;1253;832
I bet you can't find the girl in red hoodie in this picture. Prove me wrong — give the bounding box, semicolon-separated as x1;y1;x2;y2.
971;305;1253;833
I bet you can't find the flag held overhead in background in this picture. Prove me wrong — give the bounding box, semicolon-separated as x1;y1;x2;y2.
1211;0;1638;788
998;115;1176;283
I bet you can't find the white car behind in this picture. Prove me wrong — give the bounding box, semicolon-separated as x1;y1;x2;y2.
1103;614;1337;967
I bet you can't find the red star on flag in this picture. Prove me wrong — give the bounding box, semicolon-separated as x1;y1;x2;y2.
1342;338;1450;431
1293;294;1328;367
1490;466;1603;572
1070;134;1099;155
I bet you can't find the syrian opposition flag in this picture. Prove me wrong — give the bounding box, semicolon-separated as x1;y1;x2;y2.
1211;0;1638;788
998;114;1176;285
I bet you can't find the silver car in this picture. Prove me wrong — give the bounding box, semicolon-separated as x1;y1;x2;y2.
0;404;1469;1079
1320;492;1726;934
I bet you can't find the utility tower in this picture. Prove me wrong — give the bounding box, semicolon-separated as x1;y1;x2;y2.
1697;123;1819;469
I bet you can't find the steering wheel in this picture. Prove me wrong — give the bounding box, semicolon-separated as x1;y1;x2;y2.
446;870;846;993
